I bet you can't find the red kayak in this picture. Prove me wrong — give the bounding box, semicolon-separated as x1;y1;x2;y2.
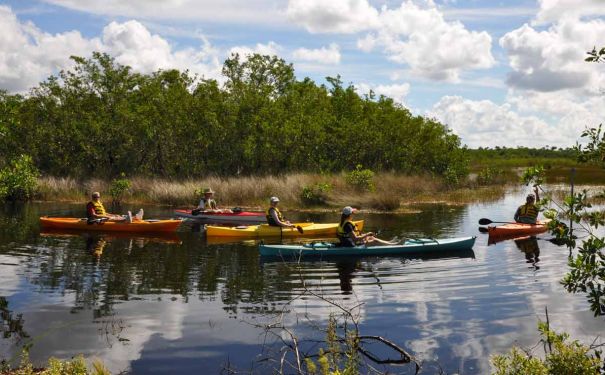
174;209;266;224
488;220;550;241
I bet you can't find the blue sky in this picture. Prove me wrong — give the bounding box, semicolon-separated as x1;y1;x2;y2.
1;0;604;148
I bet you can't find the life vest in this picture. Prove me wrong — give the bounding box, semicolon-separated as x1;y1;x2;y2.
89;200;106;216
199;198;217;210
517;204;539;223
337;219;359;239
266;207;284;226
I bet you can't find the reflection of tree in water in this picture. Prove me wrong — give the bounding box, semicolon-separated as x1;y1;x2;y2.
367;204;468;239
0;297;29;342
514;237;540;270
25;235;273;318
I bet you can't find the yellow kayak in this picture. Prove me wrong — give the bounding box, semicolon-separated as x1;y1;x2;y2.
206;220;365;238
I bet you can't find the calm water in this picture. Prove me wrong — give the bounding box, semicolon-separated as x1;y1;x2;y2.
0;189;603;374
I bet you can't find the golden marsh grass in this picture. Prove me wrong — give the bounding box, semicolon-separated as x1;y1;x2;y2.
37;172;508;210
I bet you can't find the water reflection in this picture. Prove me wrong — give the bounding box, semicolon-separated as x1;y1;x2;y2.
0;198;602;374
0;297;28;342
514;237;541;270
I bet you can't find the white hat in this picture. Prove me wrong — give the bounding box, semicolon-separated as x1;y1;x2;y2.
342;206;356;215
270;196;280;203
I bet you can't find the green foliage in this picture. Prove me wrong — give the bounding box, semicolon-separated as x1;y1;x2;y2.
586;46;605;63
305;314;360;375
476;167;503;185
492;322;602;375
0;52;468;179
345;165;375;192
520;165;545;186
108;174;131;205
577;125;605;167
300;182;332;205
5;350;110;375
0;155;39;201
469;146;578;166
491;347;548;375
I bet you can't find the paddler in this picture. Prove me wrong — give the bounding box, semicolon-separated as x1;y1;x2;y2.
266;196;294;228
337;206;397;246
86;192;143;223
194;187;232;214
514;186;540;224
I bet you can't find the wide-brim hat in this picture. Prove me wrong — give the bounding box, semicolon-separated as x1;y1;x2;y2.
203;187;214;194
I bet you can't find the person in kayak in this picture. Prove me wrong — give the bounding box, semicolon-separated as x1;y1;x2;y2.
514;187;540;224
194;188;232;214
337;206;397;246
266;196;295;228
86;192;143;223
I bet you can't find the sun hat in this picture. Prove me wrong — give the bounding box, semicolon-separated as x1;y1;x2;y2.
203;187;214;194
342;206;357;215
270;196;280;203
92;192;100;198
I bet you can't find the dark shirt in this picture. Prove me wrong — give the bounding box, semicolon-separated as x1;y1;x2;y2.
338;221;357;247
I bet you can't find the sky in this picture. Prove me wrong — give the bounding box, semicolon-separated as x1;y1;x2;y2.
0;0;604;148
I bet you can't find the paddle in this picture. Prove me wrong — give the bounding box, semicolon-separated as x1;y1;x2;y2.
478;218;520;226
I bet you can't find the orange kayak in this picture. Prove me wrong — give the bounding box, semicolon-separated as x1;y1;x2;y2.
40;217;182;233
488;220;550;240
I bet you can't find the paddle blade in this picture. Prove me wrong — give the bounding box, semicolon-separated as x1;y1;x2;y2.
478;218;493;225
478;226;490;233
296;226;304;234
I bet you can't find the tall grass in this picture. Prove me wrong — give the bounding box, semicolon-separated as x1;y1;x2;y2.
36;172;505;210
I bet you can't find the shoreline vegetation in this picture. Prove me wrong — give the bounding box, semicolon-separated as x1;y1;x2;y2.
36;173;508;210
34;165;603;211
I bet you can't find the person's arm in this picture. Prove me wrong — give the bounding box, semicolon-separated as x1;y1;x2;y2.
514;207;521;222
346;223;372;242
270;209;292;227
87;203;97;218
534;186;540;203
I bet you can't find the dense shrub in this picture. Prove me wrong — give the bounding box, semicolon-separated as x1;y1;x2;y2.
345;165;375;192
491;322;602;374
300;182;332;205
0;53;468;179
477;167;505;185
0;155;39;201
108;174;131;205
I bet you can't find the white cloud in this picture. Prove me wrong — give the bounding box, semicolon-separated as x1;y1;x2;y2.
292;43;341;64
355;82;410;105
43;0;285;25
288;0;495;81
367;2;495;81
0;6;222;93
228;41;282;58
499;18;605;93
101;20;221;78
534;0;605;25
429;95;564;148
286;0;379;33
0;5;100;92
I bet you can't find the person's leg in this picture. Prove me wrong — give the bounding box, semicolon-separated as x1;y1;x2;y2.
364;236;398;246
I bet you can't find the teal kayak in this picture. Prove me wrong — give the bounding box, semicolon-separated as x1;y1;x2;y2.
259;236;476;257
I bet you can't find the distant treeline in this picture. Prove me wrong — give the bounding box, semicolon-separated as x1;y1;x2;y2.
0;52;468;179
469;146;577;160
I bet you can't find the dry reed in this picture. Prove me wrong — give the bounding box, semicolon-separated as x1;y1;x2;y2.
36;172;506;210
